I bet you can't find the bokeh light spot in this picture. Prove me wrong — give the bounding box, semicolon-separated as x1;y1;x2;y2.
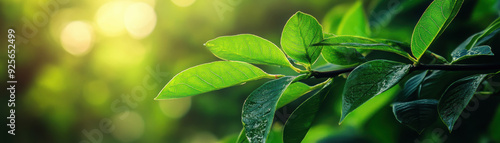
112;111;145;142
95;1;130;36
159;97;191;119
124;2;157;39
60;21;94;56
171;0;196;7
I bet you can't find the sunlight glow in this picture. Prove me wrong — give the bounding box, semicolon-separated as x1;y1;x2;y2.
124;2;157;39
171;0;196;7
60;21;94;56
95;1;130;36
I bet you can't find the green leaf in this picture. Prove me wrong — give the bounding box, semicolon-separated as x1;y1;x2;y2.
242;76;296;143
340;60;411;123
337;0;371;37
277;82;313;108
420;70;479;99
281;11;324;67
457;18;500;51
411;0;464;61
451;45;494;64
205;34;294;68
321;46;365;66
283;79;334;143
156;61;275;99
236;129;249;143
321;1;371;66
438;74;488;132
450;18;500;63
392;99;439;133
316;35;416;62
396;70;429;102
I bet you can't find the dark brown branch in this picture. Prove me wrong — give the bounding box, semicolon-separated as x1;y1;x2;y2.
312;64;500;78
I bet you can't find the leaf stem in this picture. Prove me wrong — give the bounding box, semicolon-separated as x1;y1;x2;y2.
312;64;500;78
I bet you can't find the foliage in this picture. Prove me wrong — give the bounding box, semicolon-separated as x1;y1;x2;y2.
156;1;500;142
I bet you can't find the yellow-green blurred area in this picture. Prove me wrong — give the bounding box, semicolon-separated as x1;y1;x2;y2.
1;0;500;143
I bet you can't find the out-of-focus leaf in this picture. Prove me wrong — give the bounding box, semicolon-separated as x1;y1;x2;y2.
396;70;428;102
205;34;294;68
369;0;426;30
156;61;275;99
451;45;494;63
392;99;439;133
242;76;295;143
281;11;323;67
322;3;351;34
340;60;411;123
337;0;371;36
411;0;464;61
283;79;334;143
277;82;313;108
316;35;415;62
322;1;370;66
438;74;488;132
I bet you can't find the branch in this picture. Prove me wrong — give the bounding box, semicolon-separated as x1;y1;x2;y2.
312;64;500;78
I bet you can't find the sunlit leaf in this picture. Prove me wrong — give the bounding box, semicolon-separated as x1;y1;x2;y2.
316;35;415;62
395;70;428;102
281;11;323;67
155;61;275;99
205;34;294;68
411;0;464;61
438;74;488;132
283;79;333;143
321;46;365;66
340;60;411;123
277;82;313;108
242;76;296;143
392;99;439;133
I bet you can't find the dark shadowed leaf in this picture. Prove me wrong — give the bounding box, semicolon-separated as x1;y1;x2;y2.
281;11;323;67
393;99;439;133
156;61;275;99
452;17;500;52
396;70;428;102
283;79;334;143
451;45;494;64
411;0;464;61
340;60;411;123
438;74;488;132
205;34;294;68
419;70;479;99
242;76;296;143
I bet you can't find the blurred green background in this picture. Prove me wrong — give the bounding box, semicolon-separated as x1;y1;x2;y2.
1;0;500;142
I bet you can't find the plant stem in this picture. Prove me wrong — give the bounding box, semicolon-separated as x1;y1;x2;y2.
312;64;500;78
